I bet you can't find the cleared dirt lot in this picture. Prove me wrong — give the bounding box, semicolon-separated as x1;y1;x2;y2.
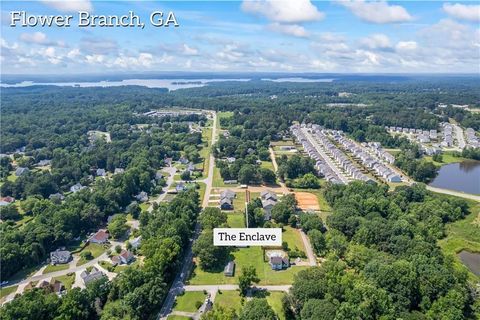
295;192;320;211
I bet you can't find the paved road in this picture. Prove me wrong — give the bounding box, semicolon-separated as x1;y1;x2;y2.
269;147;289;194
426;185;480;202
299;230;317;266
148;166;177;212
158;111;217;320
183;284;291;292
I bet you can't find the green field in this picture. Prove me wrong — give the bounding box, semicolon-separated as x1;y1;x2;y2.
439;199;480;280
43;264;70;274
213;167;239;188
53;274;75;290
76;243;107;266
266;291;286;320
213;290;244;313
282;226;306;256
260;160;275;171
424;151;466;167
167;316;192;320
189;246;308;285
139;202;150;212
174;291;207;313
227;213;245;228
217;112;234;130
0;286;18;299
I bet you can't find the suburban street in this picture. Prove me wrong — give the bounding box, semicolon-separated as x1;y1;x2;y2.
158;111;217;320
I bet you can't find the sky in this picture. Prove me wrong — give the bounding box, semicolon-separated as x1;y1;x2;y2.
1;0;479;74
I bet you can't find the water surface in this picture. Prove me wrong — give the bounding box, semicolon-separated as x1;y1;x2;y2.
429;160;480;195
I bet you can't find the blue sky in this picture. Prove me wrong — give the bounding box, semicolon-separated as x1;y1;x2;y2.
1;1;479;74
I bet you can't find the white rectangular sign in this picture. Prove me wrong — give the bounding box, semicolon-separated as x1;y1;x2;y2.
213;228;282;246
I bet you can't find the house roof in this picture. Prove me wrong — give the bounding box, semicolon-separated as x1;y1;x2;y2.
91;229;109;242
120;250;133;261
221;189;236;200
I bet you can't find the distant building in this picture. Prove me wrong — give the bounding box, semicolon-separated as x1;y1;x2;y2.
220;197;233;210
178;157;189;165
90;229;109;244
35;159;51;167
49;193;65;201
96;168;106;177
176;182;186;193
50;249;72;265
0;196;15;206
114;168;125;174
70;183;85;193
135;191;148;202
112;250;134;265
224;261;235;277
129;236;142;249
261;190;278;220
15;167;29;176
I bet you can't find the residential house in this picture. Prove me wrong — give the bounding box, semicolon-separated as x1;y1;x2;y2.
176;182;186;193
96;168;106;177
0;196;15;206
80;267;106;285
164;158;173;167
224;261;235;277
114;168;125;174
49;193;65;201
15;167;29;176
129;236;142;249
179;157;189;165
35;159;51;167
220;197;233;210
226;157;236;163
135;191;148;202
111;250;134;265
269;253;289;270
90;229;109;244
70;183;85;193
50;249;72;265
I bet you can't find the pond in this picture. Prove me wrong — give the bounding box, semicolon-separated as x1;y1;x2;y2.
429;160;480;195
457;250;480;276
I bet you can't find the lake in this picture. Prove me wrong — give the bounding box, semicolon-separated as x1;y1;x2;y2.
429;160;480;195
457;250;480;276
0;78;251;91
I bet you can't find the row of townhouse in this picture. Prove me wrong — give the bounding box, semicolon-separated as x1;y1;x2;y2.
465;128;480;148
364;142;395;164
386;126;438;142
291;124;345;184
330;131;402;183
440;122;454;147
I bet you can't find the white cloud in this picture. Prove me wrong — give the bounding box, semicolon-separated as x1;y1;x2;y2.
337;0;413;24
41;0;92;13
241;0;324;23
19;32;65;47
443;3;480;22
396;41;417;51
359;34;392;49
182;44;199;56
267;23;308;37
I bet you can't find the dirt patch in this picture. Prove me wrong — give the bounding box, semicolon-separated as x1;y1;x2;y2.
295;192;319;211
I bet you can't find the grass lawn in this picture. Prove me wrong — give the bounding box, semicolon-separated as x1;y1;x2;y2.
76;243;107;266
213;167;239;188
43;264;70;274
266;291;286;320
227;213;245;228
174;291;207;313
167;316;192;320
439;199;480;280
260;161;275;171
189;246;308;285
233;191;247;213
424;151;466;167
214;290;244;313
217;111;234;130
53;274;75;290
139;202;150;212
0;286;18;299
6;172;17;182
282;227;306;256
270;140;295;146
197;182;206;205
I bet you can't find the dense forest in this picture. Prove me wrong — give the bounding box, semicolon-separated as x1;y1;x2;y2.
1;77;479;319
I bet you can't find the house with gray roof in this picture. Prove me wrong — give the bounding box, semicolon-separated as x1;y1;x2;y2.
50;249;72;265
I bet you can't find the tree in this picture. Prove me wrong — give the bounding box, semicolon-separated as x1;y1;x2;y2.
108;214;129;240
81;251;93;261
271;202;294;224
239;299;276;320
200;207;227;230
300;299;337;320
181;170;191;181
192;230;229;271
308;230;326;256
259;168;276;184
299;214;324;233
0;204;20;221
0;288;61;320
238;266;259;296
238;164;257;184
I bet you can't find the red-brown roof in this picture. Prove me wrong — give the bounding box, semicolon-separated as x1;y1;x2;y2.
92;229;109;242
0;196;15;203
